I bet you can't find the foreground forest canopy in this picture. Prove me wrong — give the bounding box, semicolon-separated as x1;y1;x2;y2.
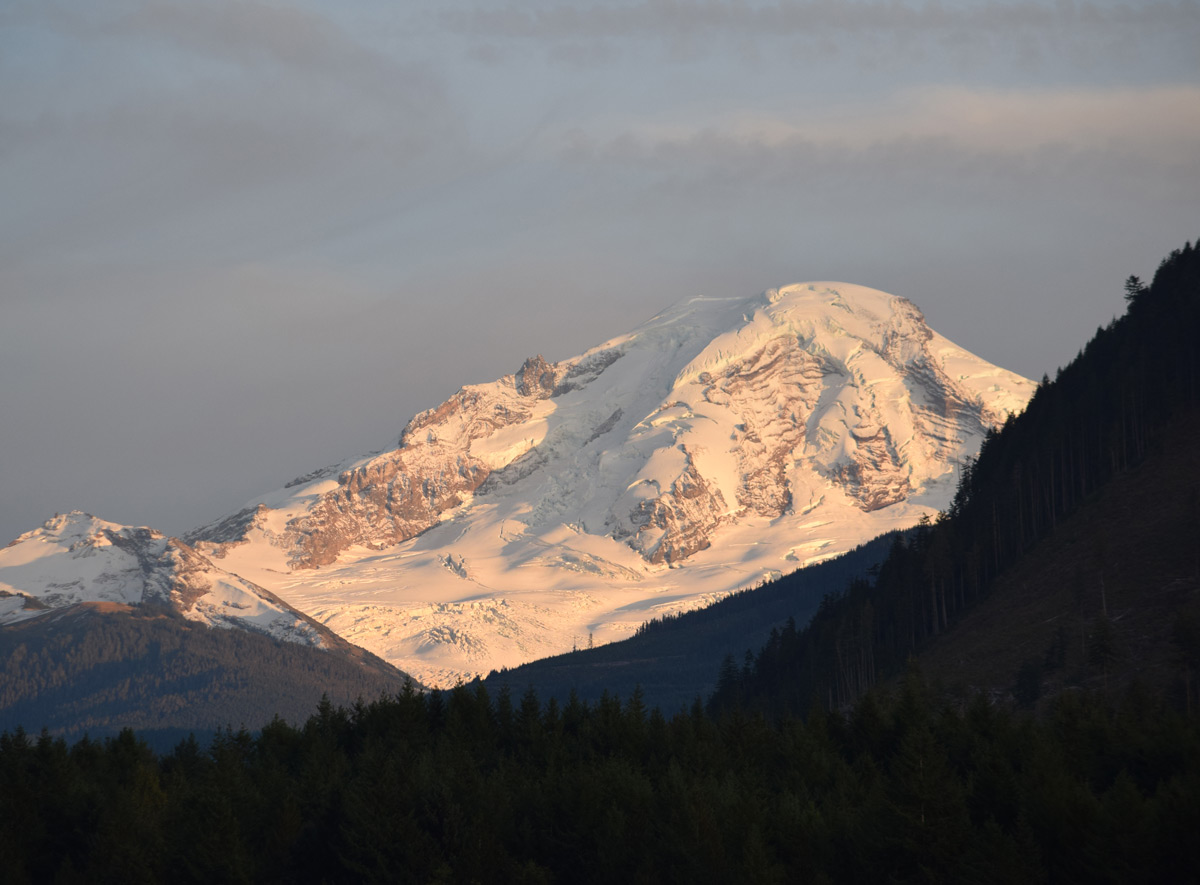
2;241;1198;882
2;676;1199;883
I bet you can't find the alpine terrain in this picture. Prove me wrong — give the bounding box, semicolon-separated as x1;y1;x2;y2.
182;283;1035;687
1;512;334;648
0;511;417;740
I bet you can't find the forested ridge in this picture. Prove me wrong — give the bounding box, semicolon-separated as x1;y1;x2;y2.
711;241;1200;717
3;242;1200;882
0;605;412;747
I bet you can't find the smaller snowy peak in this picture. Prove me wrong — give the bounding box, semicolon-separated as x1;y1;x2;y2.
0;511;327;648
10;510;160;549
0;512;170;613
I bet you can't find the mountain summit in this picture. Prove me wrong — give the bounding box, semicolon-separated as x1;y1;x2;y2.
186;283;1035;687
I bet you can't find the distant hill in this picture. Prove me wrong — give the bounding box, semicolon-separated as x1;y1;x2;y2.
0;512;419;744
0;604;414;748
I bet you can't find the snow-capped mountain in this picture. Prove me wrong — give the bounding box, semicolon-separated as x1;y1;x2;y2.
186;283;1035;687
0;511;330;648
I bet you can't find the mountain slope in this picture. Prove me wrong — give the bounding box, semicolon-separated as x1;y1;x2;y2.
916;408;1200;706
186;283;1033;686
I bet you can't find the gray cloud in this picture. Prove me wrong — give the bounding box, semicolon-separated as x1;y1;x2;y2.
443;0;1198;43
547;86;1200;230
440;0;1200;90
0;1;465;277
112;1;441;106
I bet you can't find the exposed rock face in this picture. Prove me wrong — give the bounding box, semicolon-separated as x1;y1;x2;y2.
286;451;494;568
699;336;828;518
833;425;911;512
277;355;569;568
183;504;267;546
516;355;560;398
614;447;727;564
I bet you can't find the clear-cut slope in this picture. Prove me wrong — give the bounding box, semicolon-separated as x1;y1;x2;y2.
189;283;1035;687
0;512;327;648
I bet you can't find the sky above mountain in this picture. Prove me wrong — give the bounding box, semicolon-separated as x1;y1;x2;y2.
2;0;1198;547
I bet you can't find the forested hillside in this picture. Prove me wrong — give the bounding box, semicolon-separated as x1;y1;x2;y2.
0;605;413;747
711;241;1200;717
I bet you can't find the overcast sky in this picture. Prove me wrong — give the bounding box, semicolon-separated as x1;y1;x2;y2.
2;0;1198;545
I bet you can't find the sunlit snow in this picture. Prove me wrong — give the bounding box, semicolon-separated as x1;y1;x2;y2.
183;283;1035;687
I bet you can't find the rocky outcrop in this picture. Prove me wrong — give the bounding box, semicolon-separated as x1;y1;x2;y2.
183;504;267;547
614;448;727;565
276;355;568;568
831;425;912;511
285;451;493;568
516;355;559;398
553;347;624;395
701;336;830;518
400;387;528;449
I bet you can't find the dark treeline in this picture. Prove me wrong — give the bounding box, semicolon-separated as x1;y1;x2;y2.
712;241;1200;716
3;672;1200;883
